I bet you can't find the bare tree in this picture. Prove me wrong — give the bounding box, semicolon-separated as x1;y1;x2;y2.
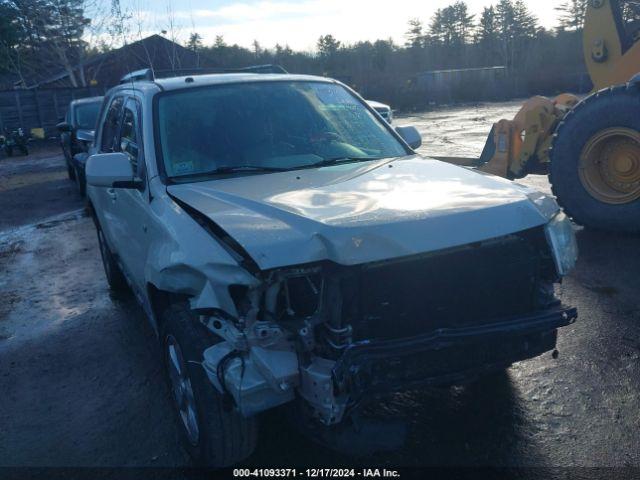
163;0;182;70
82;0;134;85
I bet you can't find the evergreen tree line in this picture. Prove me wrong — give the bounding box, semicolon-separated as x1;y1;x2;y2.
3;0;640;108
190;0;593;109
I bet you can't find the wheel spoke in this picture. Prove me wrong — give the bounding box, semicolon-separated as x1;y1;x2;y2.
168;343;183;376
166;337;199;445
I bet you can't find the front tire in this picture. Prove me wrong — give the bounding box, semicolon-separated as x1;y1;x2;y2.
161;303;258;467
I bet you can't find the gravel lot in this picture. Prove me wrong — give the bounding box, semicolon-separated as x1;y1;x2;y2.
0;103;639;476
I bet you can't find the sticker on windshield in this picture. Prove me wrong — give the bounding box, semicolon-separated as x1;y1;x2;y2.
314;85;356;106
173;161;195;175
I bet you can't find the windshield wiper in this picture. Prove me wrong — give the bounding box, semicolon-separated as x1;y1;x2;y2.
171;159;383;182
174;165;289;179
207;165;290;174
308;156;384;168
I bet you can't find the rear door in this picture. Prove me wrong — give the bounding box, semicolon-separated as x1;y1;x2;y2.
108;96;150;292
92;95;125;251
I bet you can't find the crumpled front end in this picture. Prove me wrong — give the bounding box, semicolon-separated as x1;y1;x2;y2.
197;224;577;425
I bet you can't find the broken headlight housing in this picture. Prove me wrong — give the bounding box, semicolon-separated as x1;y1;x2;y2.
544;211;578;276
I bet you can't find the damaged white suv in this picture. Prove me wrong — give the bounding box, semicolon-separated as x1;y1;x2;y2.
86;71;578;466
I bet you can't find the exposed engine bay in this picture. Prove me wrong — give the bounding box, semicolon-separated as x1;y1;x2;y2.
198;226;577;426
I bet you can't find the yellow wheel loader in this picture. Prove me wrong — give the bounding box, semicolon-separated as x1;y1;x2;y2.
438;0;640;233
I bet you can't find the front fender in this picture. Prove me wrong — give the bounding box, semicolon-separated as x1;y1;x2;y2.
144;180;261;319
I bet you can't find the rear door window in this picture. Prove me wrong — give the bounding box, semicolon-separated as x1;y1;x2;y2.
100;96;124;153
119;98;143;175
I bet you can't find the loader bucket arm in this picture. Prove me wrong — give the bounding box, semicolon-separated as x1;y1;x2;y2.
585;0;640;90
434;96;577;180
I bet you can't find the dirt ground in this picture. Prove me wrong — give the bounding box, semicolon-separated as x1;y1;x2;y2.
0;103;639;476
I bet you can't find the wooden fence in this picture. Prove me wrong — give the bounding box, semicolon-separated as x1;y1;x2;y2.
0;86;107;138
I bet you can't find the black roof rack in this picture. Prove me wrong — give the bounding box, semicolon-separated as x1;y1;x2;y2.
120;68;154;84
119;65;288;84
226;64;288;74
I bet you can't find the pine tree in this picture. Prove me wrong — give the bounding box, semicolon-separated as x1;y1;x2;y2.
0;2;25;79
373;39;394;71
429;9;446;45
556;0;587;31
496;0;515;40
187;33;203;53
512;0;538;38
274;43;292;59
214;35;226;49
429;7;456;46
478;6;497;43
405;18;424;49
441;6;458;46
494;0;538;67
453;1;475;45
317;35;341;57
478;6;499;64
0;0;79;83
252;39;262;57
430;2;475;47
0;3;22;50
34;0;90;86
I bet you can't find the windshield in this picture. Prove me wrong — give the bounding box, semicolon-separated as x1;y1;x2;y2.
75;102;101;130
156;81;408;179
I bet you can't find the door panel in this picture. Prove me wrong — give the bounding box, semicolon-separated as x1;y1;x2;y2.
92;96;125;251
110;97;150;292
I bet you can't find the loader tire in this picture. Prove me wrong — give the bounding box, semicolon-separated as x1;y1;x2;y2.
549;85;640;233
161;303;258;467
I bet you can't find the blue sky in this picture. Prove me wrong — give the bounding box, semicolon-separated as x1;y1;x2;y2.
116;0;560;51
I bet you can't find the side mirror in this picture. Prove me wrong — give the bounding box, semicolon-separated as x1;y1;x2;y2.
76;129;95;143
395;126;422;150
57;122;72;133
86;152;141;189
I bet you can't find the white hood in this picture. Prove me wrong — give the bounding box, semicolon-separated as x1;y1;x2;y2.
168;156;555;270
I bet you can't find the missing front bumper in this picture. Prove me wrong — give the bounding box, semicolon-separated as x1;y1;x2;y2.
332;305;577;398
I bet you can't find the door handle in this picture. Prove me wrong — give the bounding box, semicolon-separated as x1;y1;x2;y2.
106;188;117;201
